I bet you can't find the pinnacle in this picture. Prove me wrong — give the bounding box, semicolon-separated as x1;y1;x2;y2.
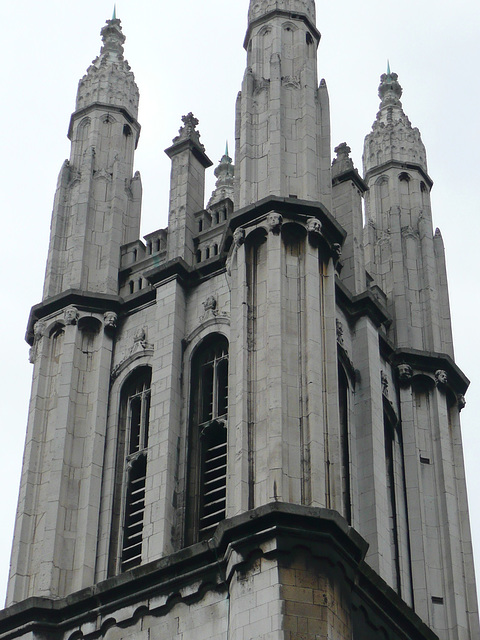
378;66;403;109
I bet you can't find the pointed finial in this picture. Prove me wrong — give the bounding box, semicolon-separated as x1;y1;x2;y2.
112;4;116;20
225;141;229;157
387;60;391;75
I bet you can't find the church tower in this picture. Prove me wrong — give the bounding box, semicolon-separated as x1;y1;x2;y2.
2;4;478;640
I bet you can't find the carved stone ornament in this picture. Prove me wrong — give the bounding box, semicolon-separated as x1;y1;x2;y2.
233;228;245;247
435;369;448;387
134;327;147;347
266;212;283;234
203;296;217;313
29;320;48;363
457;394;466;411
306;217;322;236
103;311;118;330
332;243;342;258
397;363;413;384
64;306;79;325
336;319;345;348
381;370;389;397
33;320;46;340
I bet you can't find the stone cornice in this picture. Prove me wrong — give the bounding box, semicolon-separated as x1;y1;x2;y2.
26;290;124;344
335;279;391;328
364;160;433;189
164;138;213;169
68;103;141;148
390;348;470;395
229;196;346;247
0;503;439;640
332;167;368;193
244;9;321;49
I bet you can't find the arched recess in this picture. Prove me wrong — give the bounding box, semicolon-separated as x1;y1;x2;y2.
185;333;229;545
375;175;390;219
73;117;91;165
106;362;152;576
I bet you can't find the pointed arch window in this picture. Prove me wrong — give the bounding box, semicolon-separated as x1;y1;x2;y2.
338;365;352;525
113;367;151;573
186;335;228;544
384;406;401;593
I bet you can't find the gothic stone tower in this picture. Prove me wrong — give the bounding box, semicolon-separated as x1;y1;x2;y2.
2;3;478;640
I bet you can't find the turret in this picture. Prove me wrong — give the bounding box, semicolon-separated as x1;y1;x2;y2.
6;14;142;605
43;15;142;298
235;0;331;208
363;68;453;355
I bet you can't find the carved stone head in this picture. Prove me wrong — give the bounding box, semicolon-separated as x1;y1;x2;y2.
306;217;322;236
104;311;118;329
233;228;245;247
457;394;466;411
33;320;46;340
64;306;79;326
397;363;413;383
332;243;342;258
435;369;448;386
266;212;283;234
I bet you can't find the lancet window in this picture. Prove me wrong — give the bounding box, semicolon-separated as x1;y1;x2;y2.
338;365;352;525
186;334;229;544
119;367;151;572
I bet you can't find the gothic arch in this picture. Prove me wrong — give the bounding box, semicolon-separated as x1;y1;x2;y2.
107;364;153;574
184;333;229;545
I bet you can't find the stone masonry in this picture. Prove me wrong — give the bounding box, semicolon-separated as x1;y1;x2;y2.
1;3;478;640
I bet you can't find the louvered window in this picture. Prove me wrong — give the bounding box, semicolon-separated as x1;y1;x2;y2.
187;335;228;543
121;371;151;571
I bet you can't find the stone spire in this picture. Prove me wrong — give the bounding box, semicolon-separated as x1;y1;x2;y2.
363;68;427;176
207;143;235;207
76;15;139;119
42;14;142;299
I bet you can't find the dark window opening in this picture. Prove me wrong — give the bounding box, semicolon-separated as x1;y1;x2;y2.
121;454;147;571
338;365;351;525
384;413;401;593
306;32;313;45
187;335;229;543
123;124;132;137
119;369;151;572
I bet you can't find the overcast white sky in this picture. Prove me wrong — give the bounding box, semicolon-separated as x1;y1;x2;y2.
1;0;479;607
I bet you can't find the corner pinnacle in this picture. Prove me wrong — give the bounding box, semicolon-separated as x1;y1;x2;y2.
112;4;116;20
